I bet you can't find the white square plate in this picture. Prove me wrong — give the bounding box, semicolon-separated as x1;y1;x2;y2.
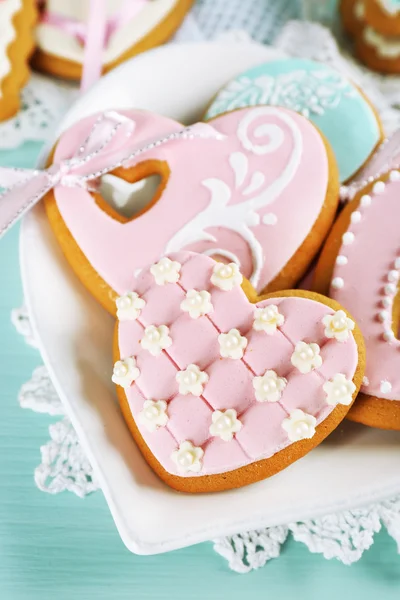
21;41;400;555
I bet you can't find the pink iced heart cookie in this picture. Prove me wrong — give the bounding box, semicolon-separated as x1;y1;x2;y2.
315;170;400;430
45;106;339;315
113;252;364;492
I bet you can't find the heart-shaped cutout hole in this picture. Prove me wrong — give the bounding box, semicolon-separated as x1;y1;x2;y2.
99;173;162;220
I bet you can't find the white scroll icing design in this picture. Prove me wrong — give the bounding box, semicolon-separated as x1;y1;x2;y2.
163;107;303;289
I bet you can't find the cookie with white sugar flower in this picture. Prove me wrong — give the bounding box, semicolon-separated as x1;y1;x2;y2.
314;170;400;430
0;0;37;121
112;251;365;493
204;57;383;183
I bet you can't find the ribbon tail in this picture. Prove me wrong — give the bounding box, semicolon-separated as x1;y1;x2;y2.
81;0;108;91
0;172;53;240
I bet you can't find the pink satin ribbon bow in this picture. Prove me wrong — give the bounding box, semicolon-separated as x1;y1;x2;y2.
0;111;223;239
40;0;148;90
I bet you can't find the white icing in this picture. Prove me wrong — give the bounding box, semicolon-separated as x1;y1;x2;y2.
210;262;243;291
180;289;213;319
253;304;285;334
163;107;303;291
331;277;344;289
382;296;393;307
229;152;247;188
342;232;355;245
385;283;397;294
140;324;172;356
171;440;203;473
336;255;348;265
0;0;22;96
363;376;370;386
364;26;400;59
354;1;365;20
389;170;400;181
394;256;400;269
373;180;386;194
262;213;278;225
243;171;265;196
351;211;362;224
218;328;248;359
383;329;395;341
380;379;393;394
282;409;317;442
378;0;400;16
150;257;181;285
209;409;242;442
378;310;389;321
322;310;355;342
388;269;399;282
291;341;322;374
360;194;372;206
112;356;140;388
116;291;145;321
323;373;356;406
139;399;168;432
36;0;180;68
253;370;287;403
176;364;209;396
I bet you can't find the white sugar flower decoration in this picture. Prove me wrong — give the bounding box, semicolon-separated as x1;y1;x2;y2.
112;357;140;388
323;373;356;406
209;409;242;442
150;257;181;285
253;370;287;402
253;304;285;334
282;409;317;442
140;325;172;356
116;291;146;321
322;310;355;342
176;364;209;396
218;328;248;359
211;262;243;291
180;289;213;319
291;341;322;374
171;440;204;473
139;400;169;432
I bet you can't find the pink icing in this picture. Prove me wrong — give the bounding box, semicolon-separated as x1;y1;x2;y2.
51;106;330;296
118;252;359;477
330;176;400;400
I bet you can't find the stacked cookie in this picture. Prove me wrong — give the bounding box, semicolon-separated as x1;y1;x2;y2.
341;0;400;72
35;55;400;493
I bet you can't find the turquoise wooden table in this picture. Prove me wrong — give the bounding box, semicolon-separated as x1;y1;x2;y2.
1;143;400;600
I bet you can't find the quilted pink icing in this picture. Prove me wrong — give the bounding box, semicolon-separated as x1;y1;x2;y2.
51;106;331;296
117;252;359;477
329;175;400;400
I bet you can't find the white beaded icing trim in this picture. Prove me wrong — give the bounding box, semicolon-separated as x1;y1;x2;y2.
331;174;400;398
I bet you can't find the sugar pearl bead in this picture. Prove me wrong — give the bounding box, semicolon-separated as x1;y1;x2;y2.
360;194;371;207
144;405;160;419
115;363;128;377
373;181;385;194
219;265;233;278
216;415;232;430
331;277;344;289
178;451;195;468
294;421;310;437
183;371;198;385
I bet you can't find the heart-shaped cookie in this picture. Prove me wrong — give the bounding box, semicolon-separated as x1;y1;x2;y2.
113;252;364;492
0;0;37;121
45;106;339;314
314;170;400;430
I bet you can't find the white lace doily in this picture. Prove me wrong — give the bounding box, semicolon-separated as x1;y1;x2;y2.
9;17;400;572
